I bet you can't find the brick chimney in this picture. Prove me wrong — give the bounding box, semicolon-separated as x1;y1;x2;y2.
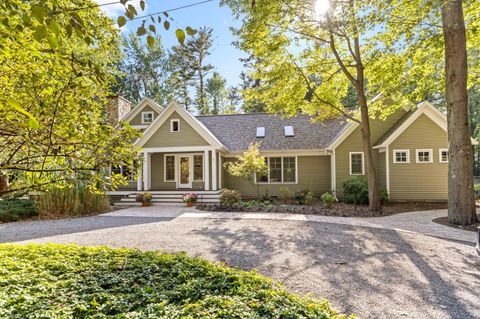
106;94;132;125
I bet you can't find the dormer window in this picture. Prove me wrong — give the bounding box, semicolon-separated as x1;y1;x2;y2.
256;127;265;138
170;119;180;132
284;126;294;137
141;111;154;124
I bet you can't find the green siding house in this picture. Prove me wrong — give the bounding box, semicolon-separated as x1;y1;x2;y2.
108;97;451;202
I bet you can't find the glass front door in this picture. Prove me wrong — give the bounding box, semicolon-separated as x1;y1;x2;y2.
178;156;192;188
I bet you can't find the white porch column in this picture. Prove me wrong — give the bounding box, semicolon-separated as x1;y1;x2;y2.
137;165;143;191
143;152;151;190
204;150;210;190
212;150;217;190
218;155;222;189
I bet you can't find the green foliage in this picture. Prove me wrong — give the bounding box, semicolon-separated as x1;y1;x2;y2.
279;187;292;204
0;244;351;318
379;189;389;204
114;33;173;105
36;184;110;217
474;184;480;200
0;0;140;196
320;193;336;209
225;142;267;198
234;199;274;210
220;189;241;207
0;199;38;222
206;71;228;114
342;177;369;206
291;189;313;205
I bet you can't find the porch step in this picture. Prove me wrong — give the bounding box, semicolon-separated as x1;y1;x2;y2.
110;189;223;205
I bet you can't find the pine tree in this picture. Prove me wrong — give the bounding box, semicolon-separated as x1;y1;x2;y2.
206;72;227;114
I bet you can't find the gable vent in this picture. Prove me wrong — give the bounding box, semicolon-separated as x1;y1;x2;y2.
256;127;265;138
284;126;294;137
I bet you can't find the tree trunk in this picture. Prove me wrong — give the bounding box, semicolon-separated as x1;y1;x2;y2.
0;172;9;196
358;93;381;211
441;0;477;225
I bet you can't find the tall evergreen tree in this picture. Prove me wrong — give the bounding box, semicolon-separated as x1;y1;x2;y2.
115;33;173;105
168;45;195;111
206;72;227;114
226;86;242;114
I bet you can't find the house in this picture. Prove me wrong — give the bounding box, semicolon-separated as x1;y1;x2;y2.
107;97;449;203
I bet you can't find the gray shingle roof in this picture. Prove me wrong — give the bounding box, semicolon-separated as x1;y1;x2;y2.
196;113;349;152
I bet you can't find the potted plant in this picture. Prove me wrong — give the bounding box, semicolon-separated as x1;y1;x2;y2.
136;193;152;207
182;193;198;207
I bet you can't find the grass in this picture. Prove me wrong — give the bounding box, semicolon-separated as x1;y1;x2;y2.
0;199;37;222
0;244;353;319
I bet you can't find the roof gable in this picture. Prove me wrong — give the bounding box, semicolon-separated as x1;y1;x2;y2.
135;101;226;149
121;97;164;124
373;101;447;148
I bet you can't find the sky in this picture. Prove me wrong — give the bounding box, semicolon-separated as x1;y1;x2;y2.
95;0;246;86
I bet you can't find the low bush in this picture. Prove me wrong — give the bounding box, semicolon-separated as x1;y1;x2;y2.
0;244;351;318
475;184;480;200
342;177;369;205
320;192;337;208
234;199;273;210
220;189;241;207
279;187;292;204
36;186;110;217
380;189;389;204
305;191;316;205
291;189;315;205
0;199;38;222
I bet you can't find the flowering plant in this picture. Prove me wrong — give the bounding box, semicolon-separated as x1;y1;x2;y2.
136;193;152;202
182;193;198;203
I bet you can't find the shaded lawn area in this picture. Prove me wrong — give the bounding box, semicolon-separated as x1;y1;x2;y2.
0;244;351;319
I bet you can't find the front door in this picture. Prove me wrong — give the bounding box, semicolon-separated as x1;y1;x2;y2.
178;156;192;188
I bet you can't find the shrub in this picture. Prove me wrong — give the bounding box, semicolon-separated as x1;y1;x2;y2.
305;191;316;205
0;244;351;318
220;189;241;207
380;189;389;204
320;192;337;208
291;189;311;205
342;176;369;205
279;187;292;204
0;199;38;222
475;184;480;200
36;186;110;217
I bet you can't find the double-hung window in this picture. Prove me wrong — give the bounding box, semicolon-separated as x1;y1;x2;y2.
256;157;297;184
349;152;364;175
193;155;203;181
164;156;175;182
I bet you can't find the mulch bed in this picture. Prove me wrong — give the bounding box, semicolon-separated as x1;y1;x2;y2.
197;201;448;218
432;215;480;232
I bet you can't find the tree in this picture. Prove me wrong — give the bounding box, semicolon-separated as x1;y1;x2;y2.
226;86;242;114
168;45;195;111
383;0;479;224
239;71;265;113
115;33;173;105
0;0;139;196
206;72;228;114
225;142;267;198
441;0;477;224
223;0;407;210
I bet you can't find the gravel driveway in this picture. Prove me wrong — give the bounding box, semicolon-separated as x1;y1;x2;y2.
1;207;479;319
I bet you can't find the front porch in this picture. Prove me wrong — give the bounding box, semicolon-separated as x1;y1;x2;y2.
138;146;225;192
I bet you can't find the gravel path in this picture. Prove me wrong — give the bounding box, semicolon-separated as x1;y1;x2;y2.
1;207;479;319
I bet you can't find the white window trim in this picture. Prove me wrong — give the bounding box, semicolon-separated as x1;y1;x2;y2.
170;119;180;132
255;156;298;184
164;154;176;182
193;154;204;182
439;148;449;163
393;149;410;164
141;111;154;124
349;152;365;175
111;165;135;181
416;149;433;163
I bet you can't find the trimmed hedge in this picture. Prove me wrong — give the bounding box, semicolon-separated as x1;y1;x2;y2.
0;244;353;319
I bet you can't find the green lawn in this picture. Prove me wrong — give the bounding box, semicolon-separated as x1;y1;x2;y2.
0;244;352;318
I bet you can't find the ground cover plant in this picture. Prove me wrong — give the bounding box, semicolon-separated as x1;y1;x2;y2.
0;199;37;222
0;244;351;319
